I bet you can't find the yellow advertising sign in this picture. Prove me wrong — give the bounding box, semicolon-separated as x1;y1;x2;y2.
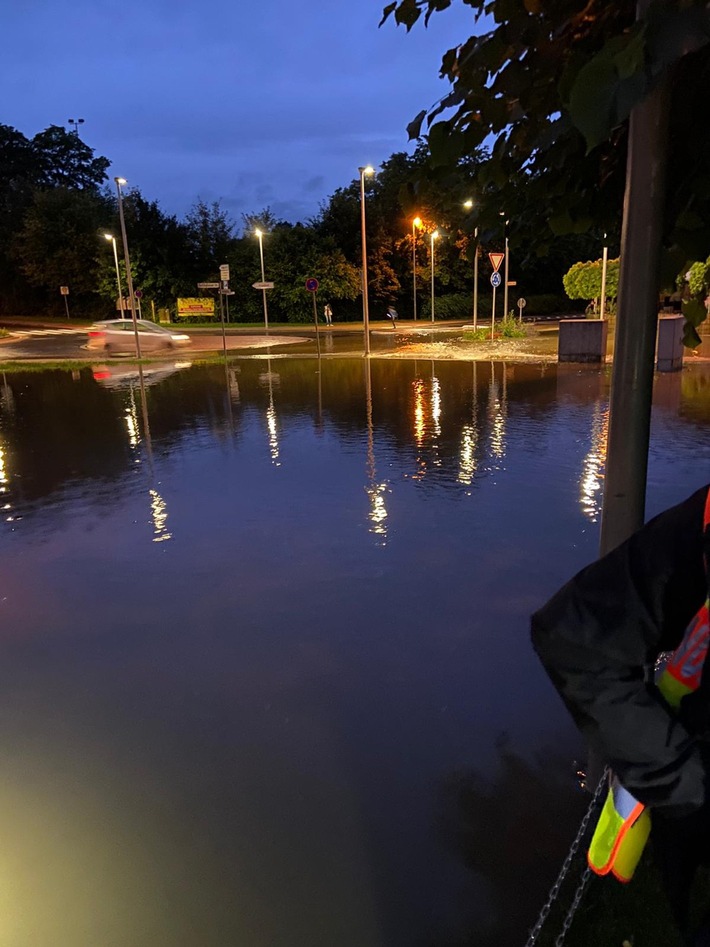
177;297;215;318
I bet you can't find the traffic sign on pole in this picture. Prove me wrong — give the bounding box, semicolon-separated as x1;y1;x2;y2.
490;271;502;288
488;252;505;273
60;285;69;295
219;264;230;281
252;281;275;290
305;278;319;292
197;281;220;289
518;298;527;309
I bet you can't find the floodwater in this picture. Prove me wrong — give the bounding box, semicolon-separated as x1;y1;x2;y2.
0;356;708;947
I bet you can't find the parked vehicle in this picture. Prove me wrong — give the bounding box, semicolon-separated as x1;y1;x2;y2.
86;320;191;354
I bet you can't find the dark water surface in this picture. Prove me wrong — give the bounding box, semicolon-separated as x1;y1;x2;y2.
0;357;709;947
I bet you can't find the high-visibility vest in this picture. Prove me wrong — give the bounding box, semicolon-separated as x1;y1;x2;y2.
587;489;710;883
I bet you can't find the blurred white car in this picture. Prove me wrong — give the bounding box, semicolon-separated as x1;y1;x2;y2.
87;319;190;354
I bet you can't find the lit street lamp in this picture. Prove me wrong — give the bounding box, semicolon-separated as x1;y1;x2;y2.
412;216;422;321
255;228;269;331
68;118;85;136
103;233;124;319
114;176;141;358
463;200;479;329
500;212;510;319
359;165;375;356
600;232;609;320
430;230;439;323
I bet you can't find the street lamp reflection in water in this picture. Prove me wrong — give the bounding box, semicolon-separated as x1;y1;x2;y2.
259;359;281;465
364;360;389;543
150;489;172;543
458;362;479;486
487;362;507;462
580;403;608;522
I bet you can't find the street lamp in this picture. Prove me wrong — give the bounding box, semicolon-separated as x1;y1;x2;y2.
255;228;269;331
430;230;439;323
359;165;375;356
68;118;85;136
412;216;422;321
114;176;141;358
600;232;609;320
463;200;479;329
500;212;510;319
103;233;124;319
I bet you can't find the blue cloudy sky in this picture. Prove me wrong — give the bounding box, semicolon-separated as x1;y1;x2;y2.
3;0;478;226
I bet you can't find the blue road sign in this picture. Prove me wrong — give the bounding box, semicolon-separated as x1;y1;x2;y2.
490;272;502;288
305;278;319;292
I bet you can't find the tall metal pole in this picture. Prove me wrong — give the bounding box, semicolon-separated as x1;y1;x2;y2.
430;231;437;323
503;231;510;319
359;166;373;356
256;229;269;332
599;0;670;555
473;227;479;330
599;240;609;320
114;177;141;359
412;218;419;321
106;235;124;318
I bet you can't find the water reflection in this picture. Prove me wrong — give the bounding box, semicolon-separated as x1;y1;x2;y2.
0;359;708;945
365;358;389;543
580;403;608;522
487;361;507;463
259;357;281;466
458;362;479;486
149;488;172;543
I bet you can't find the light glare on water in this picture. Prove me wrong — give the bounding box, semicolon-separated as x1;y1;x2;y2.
0;357;708;945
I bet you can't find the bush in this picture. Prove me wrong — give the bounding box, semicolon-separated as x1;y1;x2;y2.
421;293;475;320
523;293;582;315
499;316;526;338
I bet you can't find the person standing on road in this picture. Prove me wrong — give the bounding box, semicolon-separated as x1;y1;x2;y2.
324;303;333;326
386;305;398;329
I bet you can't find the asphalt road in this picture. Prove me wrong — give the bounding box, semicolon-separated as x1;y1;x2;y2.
0;327;311;360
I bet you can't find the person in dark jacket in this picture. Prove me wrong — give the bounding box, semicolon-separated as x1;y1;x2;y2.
531;484;710;944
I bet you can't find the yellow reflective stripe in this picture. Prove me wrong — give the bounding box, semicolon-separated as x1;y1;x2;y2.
657;666;694;710
588;788;625;874
588;781;649;881
610;809;651;883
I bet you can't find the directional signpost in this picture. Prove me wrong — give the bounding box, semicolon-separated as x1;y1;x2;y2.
517;297;527;323
252;281;275;290
488;252;505;339
59;285;70;319
198;281;220;290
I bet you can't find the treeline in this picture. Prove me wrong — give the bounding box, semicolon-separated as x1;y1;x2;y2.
0;124;604;322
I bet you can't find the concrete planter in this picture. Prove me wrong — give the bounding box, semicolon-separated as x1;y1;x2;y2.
558;319;608;363
656;314;684;372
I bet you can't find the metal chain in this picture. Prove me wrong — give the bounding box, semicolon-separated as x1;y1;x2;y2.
523;767;609;947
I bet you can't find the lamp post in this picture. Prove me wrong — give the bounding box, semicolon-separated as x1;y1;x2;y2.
114;176;141;358
359;165;375;356
412;216;422;321
430;230;439;323
464;200;479;329
600;232;609;320
68;118;85;136
500;212;510;319
103;233;124;319
255;228;269;332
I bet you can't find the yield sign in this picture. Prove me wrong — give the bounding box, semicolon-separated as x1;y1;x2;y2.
488;251;505;273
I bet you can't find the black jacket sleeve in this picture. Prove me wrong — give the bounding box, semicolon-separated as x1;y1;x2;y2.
531;485;710;815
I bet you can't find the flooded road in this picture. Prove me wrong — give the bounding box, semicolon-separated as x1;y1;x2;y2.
0;357;708;946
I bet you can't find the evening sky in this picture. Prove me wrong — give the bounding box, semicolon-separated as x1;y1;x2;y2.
3;0;478;226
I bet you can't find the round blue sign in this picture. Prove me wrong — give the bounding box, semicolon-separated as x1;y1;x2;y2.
305;277;319;292
490;272;502;288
